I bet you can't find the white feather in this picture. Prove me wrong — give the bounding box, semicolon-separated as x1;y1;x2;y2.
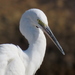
0;8;65;75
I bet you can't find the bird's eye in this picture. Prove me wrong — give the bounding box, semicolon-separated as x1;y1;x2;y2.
36;26;39;28
37;19;46;27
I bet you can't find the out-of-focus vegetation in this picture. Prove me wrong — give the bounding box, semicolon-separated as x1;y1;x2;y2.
0;0;75;75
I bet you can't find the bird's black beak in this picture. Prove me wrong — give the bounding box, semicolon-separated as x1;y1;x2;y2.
43;26;65;55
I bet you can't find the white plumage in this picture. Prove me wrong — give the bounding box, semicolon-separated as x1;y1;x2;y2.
0;8;65;75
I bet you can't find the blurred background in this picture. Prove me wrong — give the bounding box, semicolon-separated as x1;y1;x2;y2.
0;0;75;75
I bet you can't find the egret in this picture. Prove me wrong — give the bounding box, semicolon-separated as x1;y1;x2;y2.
0;8;65;75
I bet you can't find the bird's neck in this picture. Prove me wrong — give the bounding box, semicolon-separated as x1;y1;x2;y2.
24;29;46;74
20;19;47;74
26;29;46;59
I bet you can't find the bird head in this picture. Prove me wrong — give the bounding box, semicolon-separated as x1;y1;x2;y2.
20;8;65;55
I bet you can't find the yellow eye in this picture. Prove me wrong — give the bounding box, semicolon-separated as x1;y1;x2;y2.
37;19;46;27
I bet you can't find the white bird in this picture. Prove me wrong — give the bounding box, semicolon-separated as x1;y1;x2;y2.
0;8;65;75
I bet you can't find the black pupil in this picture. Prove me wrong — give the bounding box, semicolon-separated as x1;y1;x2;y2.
36;26;38;28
